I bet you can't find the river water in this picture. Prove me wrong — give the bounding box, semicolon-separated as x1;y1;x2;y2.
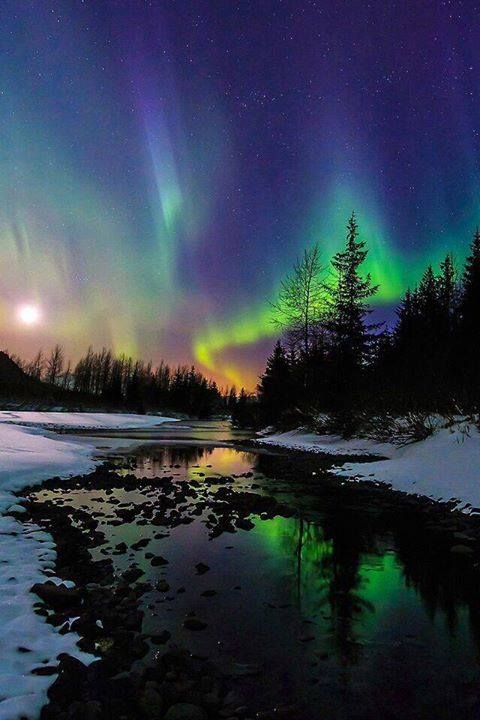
30;420;480;719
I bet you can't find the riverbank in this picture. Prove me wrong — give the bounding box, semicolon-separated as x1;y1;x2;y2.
18;444;480;720
254;417;480;511
3;413;480;719
0;412;175;720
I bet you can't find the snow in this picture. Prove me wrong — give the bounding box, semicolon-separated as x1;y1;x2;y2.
257;422;480;510
256;428;393;457
0;411;175;720
0;410;175;430
333;423;480;509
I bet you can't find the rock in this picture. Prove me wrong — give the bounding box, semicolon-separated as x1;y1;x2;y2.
453;531;475;543
164;703;207;720
183;617;207;631
31;665;57;675
7;503;26;515
450;544;474;555
139;682;164;719
47;655;89;704
236;518;254;531
31;582;81;610
132;538;151;550
151;630;171;645
122;566;144;583
157;579;170;592
151;555;169;567
195;563;210;575
132;635;149;658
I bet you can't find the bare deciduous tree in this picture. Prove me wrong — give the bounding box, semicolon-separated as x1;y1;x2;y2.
271;244;327;357
26;349;45;380
46;344;64;385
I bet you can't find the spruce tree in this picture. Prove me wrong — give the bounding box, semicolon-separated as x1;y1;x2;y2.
417;265;442;336
328;212;378;397
459;228;480;335
438;253;457;331
258;341;294;423
395;288;418;350
458;228;480;401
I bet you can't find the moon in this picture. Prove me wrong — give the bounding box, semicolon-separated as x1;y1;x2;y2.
17;304;41;326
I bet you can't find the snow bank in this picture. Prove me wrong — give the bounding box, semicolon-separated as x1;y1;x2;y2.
0;410;175;430
333;423;480;509
256;428;394;458
0;412;174;720
258;422;480;510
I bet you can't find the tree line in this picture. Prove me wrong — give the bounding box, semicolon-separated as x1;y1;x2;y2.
10;346;230;418
243;213;480;431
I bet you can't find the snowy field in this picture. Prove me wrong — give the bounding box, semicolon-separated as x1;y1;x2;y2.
0;412;174;720
257;420;480;510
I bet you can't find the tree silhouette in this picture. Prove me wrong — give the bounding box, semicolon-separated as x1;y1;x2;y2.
328;212;379;401
45;344;64;386
271;244;326;359
258;340;296;424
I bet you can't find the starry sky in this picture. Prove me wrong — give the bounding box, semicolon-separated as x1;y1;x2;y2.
1;0;480;389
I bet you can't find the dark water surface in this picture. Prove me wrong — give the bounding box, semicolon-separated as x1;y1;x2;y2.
30;422;480;719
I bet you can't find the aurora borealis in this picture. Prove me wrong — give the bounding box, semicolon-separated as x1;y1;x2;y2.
2;1;480;388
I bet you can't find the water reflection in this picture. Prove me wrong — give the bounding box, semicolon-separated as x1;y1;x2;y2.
124;445;259;477
32;443;480;718
115;445;480;670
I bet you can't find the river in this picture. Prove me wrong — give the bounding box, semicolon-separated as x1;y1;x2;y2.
26;419;480;719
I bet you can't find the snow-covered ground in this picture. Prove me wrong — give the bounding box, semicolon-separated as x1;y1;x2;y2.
256;428;393;458
257;421;480;510
0;410;175;430
0;412;174;720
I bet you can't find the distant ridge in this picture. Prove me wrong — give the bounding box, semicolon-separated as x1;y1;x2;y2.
0;351;40;392
0;351;95;409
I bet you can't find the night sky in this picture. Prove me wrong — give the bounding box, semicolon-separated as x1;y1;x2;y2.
2;1;480;388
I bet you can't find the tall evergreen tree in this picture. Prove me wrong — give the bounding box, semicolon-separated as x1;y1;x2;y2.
328;212;378;396
459;228;480;334
458;228;480;400
258;341;295;424
438;253;458;332
395;288;418;351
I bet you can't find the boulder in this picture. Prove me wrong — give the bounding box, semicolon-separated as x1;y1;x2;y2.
31;582;81;610
450;544;474;555
139;682;164;719
183;617;207;631
122;566;144;583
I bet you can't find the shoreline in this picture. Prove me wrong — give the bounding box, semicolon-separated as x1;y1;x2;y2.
1;412;480;718
15;444;480;720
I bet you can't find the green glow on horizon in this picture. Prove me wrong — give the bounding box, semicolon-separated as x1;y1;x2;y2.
193;185;409;385
192;177;480;386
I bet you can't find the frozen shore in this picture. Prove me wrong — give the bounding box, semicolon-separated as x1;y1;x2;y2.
0;412;174;720
256;419;480;511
